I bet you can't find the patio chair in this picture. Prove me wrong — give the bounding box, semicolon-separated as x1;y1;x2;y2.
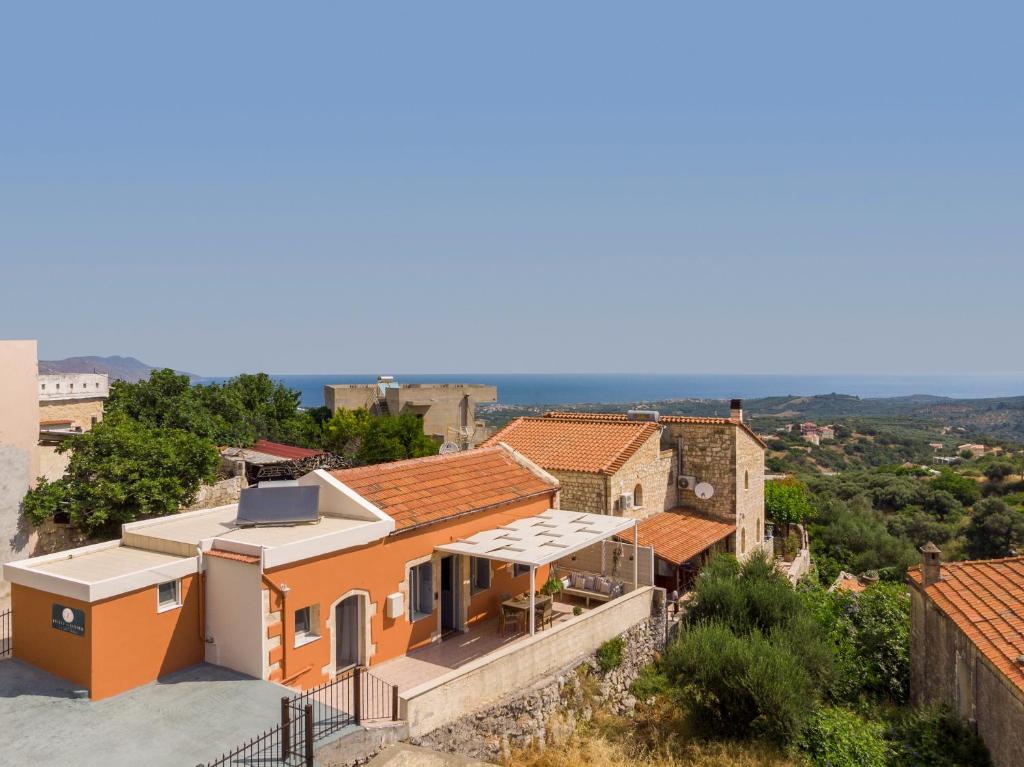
539;600;554;631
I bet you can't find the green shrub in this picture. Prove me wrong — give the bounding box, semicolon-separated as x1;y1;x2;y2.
850;583;910;703
888;706;992;767
802;706;891;767
663;621;816;746
629;663;670;700
595;637;624;672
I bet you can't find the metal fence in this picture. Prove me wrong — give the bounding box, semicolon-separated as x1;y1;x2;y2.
0;609;11;658
200;667;399;767
202;704;313;767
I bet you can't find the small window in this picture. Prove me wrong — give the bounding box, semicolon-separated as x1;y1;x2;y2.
294;605;320;646
91;416;98;427
95;382;100;388
744;470;749;490
513;563;530;578
41;384;46;390
409;562;433;621
56;383;60;390
633;484;643;508
740;528;747;554
471;557;491;594
157;580;180;611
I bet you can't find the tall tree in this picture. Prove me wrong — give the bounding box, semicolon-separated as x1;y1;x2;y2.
964;498;1024;560
23;414;219;534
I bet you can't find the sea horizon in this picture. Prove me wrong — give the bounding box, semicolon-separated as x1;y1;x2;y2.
199;373;1024;409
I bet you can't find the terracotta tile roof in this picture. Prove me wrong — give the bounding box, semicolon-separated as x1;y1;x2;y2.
481;417;659;475
330;446;556;532
909;557;1024;694
618;509;735;565
205;548;260;564
542;411;768;448
836;574;867;593
251;439;324;460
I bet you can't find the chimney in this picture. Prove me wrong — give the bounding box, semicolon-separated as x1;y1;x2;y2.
730;399;743;422
921;542;942;586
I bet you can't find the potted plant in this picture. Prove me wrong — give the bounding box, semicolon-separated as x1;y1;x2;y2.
541;574;564;600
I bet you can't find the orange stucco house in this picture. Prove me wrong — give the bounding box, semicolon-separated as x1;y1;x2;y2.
4;446;565;699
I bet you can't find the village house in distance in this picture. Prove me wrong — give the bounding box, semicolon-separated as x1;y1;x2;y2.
483;401;770;591
324;375;497;449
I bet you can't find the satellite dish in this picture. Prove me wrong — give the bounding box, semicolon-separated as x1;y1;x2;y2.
694;482;715;500
439;441;461;455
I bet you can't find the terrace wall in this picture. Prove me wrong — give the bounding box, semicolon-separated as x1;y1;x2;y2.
400;585;659;737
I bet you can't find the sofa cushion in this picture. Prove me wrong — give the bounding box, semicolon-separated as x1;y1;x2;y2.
584;574;596;591
571;572;586;589
599;578;613;595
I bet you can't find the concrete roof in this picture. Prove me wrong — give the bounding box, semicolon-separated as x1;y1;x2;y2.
435;509;636;568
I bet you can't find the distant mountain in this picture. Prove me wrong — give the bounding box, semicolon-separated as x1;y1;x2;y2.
38;356;199;383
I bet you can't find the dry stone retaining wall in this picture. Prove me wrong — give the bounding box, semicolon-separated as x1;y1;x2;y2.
410;600;667;763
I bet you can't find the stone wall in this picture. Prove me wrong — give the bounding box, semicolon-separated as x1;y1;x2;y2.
550;470;607;515
409;596;667;763
39;397;104;431
664;423;737;523
185;476;245;511
734;428;766;560
910;583;1024;767
609;438;675;519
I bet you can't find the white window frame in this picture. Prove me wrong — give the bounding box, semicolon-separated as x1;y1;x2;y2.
470;557;492;595
156;579;181;613
409;561;434;622
294;604;321;648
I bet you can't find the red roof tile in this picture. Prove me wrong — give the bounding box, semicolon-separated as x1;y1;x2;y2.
542;411;768;448
909;556;1024;694
330;446;556;532
206;548;260;564
482;417;659;475
619;509;735;565
251;439;324;460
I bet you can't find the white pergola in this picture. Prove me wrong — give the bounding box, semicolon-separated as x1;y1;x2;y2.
435;509;638;635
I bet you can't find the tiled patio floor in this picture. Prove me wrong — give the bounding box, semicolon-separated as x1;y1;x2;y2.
370;600;580;691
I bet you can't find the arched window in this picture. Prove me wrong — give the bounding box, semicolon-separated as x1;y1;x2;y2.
633;484;643;508
744;470;749;490
740;528;747;554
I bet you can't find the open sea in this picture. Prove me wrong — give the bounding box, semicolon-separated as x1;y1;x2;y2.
206;374;1024;409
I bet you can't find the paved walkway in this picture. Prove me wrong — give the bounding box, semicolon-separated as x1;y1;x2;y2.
0;660;291;767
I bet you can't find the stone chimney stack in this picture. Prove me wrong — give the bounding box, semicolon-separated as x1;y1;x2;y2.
921;542;942;586
730;398;743;422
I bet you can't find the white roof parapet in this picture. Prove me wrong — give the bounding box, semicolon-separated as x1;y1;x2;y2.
434;509;636;568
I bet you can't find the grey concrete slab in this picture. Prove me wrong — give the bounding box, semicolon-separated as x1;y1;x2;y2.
368;744;491;767
0;660;292;767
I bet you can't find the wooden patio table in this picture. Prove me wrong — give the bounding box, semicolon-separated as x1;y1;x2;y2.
501;595;551;633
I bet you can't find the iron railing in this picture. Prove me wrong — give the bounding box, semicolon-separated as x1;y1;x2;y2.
200;667;399;767
0;609;11;658
287;666;399;736
202;704;312;767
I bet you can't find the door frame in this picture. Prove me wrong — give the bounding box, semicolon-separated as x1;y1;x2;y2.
439;555;462;636
326;589;373;676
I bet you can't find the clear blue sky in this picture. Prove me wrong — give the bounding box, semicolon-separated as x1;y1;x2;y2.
2;3;1021;376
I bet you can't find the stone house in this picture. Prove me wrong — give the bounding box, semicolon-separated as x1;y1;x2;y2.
38;372;109;481
483;401;769;582
908;544;1024;767
324;376;497;448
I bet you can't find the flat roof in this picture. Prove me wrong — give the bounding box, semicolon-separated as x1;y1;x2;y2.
4;541;197;603
435;509;636;568
126;505;240;548
29;545;188;584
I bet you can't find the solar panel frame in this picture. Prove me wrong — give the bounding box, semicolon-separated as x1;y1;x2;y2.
236;484;320;527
